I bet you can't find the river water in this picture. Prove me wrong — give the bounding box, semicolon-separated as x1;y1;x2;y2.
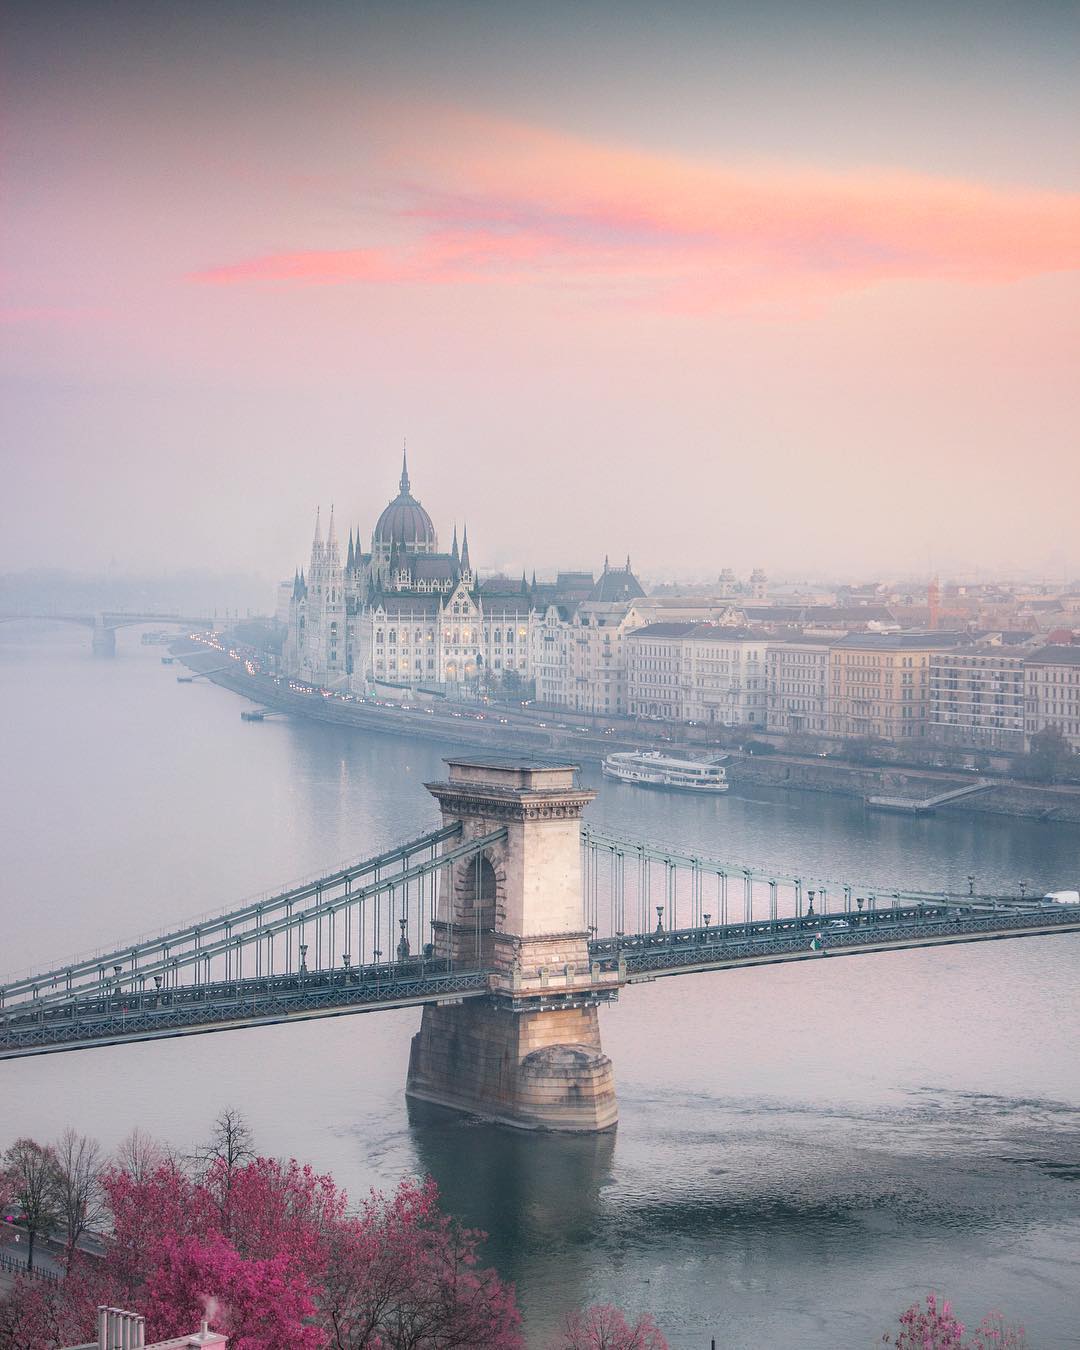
2;626;1078;1349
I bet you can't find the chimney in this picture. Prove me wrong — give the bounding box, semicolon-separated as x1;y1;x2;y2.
97;1307;146;1349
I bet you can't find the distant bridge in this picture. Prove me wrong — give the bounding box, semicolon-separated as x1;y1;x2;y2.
3;759;1077;1132
0;612;215;655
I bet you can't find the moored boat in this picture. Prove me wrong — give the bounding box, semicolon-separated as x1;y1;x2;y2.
602;750;729;793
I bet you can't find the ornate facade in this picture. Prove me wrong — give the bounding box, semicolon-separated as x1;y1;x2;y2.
284;453;535;691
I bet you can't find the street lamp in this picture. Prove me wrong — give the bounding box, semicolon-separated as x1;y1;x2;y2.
967;874;975;896
299;943;308;974
655;905;665;933
397;918;410;963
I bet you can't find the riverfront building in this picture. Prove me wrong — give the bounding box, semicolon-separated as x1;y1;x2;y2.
927;646;1027;752
828;632;963;741
625;624;769;724
283;454;641;696
285;453;535;691
1024;645;1080;751
766;635;835;736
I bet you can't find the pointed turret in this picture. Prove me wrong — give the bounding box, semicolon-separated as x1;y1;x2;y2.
326;503;339;564
520;569;529;596
347;530;355;571
460;524;471;575
451;524;459;564
626;554;632;571
399;443;410;495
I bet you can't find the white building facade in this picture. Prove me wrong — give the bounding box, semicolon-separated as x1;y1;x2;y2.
284;455;534;693
625;624;769;725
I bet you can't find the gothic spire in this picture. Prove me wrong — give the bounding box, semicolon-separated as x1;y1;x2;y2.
451;524;459;564
312;505;323;549
327;503;337;550
460;524;471;574
347;529;355;570
626;554;632;571
399;442;410;495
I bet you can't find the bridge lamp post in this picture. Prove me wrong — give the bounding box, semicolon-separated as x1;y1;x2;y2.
968;874;975;896
807;891;815;919
655;906;664;934
299;944;308;975
1019;880;1027;899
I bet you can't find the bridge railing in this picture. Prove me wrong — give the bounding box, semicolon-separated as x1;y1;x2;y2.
580;826;1062;943
0;824;507;1015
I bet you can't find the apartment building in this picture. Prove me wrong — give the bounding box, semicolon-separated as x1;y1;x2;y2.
1024;645;1080;751
766;636;834;735
533;599;644;715
829;633;963;740
928;647;1027;752
626;624;768;725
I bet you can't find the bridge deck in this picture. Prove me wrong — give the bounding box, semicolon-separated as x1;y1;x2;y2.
2;902;1077;1059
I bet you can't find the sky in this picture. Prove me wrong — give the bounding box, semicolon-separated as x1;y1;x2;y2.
2;0;1078;588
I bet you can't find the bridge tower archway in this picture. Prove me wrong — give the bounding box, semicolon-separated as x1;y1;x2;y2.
407;757;619;1132
451;851;503;968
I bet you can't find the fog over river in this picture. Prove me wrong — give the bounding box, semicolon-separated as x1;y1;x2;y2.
2;627;1078;1348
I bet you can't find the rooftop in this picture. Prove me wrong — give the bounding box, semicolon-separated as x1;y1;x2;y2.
1026;644;1080;665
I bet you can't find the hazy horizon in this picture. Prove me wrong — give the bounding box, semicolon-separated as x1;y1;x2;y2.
3;0;1078;583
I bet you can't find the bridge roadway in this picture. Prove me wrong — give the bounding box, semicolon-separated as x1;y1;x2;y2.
3;900;1078;1059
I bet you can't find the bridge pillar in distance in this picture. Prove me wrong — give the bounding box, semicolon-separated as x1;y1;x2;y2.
406;759;619;1132
91;619;116;657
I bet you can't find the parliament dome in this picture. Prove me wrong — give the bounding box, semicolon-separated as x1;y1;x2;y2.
373;452;437;553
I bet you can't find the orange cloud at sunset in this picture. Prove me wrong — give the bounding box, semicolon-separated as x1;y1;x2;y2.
193;113;1080;312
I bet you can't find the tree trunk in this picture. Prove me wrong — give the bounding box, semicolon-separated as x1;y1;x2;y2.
27;1227;35;1272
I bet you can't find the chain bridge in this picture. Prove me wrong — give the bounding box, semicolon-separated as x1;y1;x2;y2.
3;759;1078;1131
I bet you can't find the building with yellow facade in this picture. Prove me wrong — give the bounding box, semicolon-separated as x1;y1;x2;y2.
829;633;963;741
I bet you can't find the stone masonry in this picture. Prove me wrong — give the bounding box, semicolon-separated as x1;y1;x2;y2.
405;759;619;1131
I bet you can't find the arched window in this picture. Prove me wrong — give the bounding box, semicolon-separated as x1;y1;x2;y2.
375;629;383;644
389;629;397;644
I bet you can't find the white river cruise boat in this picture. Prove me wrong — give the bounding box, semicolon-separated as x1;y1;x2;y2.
602;750;729;794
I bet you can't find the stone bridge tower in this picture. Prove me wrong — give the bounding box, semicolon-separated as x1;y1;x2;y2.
406;758;619;1131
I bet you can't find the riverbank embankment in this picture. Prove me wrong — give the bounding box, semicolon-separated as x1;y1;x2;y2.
173;641;1080;823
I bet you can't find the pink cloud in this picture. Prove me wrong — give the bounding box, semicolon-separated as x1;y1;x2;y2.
190;114;1080;311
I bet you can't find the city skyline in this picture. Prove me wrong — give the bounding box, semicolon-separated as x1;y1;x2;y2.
3;0;1079;582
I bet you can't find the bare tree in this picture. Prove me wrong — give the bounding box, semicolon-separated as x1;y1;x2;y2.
53;1128;105;1264
2;1138;62;1272
193;1107;255;1183
114;1127;163;1184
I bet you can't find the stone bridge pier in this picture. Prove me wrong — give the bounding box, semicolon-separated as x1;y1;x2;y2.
91;619;116;656
406;759;620;1132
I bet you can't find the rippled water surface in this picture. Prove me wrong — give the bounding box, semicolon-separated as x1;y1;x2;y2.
2;627;1079;1348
